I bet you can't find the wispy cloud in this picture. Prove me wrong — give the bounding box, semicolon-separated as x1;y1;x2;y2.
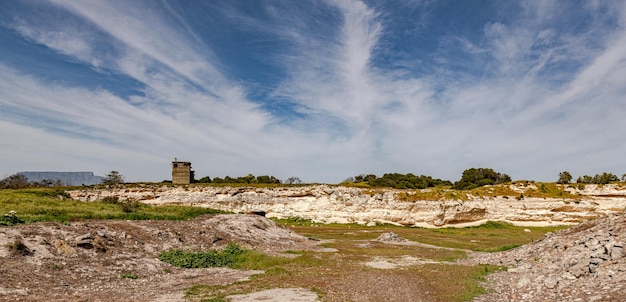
1;0;625;182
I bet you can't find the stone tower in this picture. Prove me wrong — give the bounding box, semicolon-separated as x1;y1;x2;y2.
172;158;194;184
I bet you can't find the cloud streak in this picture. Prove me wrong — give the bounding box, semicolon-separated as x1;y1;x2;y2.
1;0;625;183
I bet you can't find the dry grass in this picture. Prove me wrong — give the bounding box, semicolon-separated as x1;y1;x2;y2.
396;183;577;202
185;222;565;301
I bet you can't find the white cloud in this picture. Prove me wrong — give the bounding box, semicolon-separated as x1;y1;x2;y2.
2;0;626;183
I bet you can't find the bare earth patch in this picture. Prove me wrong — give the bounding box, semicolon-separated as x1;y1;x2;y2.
226;288;320;302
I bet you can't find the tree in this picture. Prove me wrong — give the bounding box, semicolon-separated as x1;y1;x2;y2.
452;168;511;190
256;175;281;184
102;171;124;185
285;176;303;185
0;174;30;189
197;176;212;183
557;171;573;184
577;172;619;184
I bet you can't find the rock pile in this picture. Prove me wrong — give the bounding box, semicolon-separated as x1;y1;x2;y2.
375;232;407;243
472;213;626;301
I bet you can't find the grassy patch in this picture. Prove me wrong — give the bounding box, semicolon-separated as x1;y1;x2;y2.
159;243;246;268
159;243;295;271
0;188;225;224
282;221;567;252
120;272;139;279
397;183;577;201
417;263;505;301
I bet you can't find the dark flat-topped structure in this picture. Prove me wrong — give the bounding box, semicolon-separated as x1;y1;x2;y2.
172;158;194;184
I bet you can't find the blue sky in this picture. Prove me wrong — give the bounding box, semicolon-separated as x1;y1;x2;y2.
1;0;625;183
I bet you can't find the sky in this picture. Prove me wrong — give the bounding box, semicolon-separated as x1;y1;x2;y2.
1;0;625;184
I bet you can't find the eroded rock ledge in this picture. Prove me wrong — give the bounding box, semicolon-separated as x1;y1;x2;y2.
68;184;626;228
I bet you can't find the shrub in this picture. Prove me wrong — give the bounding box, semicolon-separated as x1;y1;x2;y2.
0;211;24;226
158;243;245;268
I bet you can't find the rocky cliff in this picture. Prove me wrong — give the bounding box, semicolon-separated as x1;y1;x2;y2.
68;184;626;227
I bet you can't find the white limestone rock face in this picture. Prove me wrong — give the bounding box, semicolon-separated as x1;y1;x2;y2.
68;184;626;228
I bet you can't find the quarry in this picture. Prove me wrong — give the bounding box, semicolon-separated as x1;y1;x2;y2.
2;183;626;301
69;183;626;228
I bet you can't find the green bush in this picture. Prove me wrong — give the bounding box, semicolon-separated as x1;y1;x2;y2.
158;243;245;268
1;211;24;226
349;173;451;189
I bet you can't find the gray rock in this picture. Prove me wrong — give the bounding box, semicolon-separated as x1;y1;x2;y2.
76;239;93;249
75;233;92;242
568;259;590;278
75;233;93;249
516;277;530;288
375;232;407;243
586;238;599;248
544;276;558;289
611;246;623;260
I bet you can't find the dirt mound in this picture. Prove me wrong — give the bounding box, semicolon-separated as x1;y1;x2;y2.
471;212;626;301
0;214;322;302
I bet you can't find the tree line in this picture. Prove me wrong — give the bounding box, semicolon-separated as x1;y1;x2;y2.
557;171;625;185
3;168;625;190
195;174;303;185
344;168;511;190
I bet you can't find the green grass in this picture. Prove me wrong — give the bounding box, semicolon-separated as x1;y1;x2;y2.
281;220;567;252
417;263;505;301
159;243;246;268
120;272;139;279
0;188;226;224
